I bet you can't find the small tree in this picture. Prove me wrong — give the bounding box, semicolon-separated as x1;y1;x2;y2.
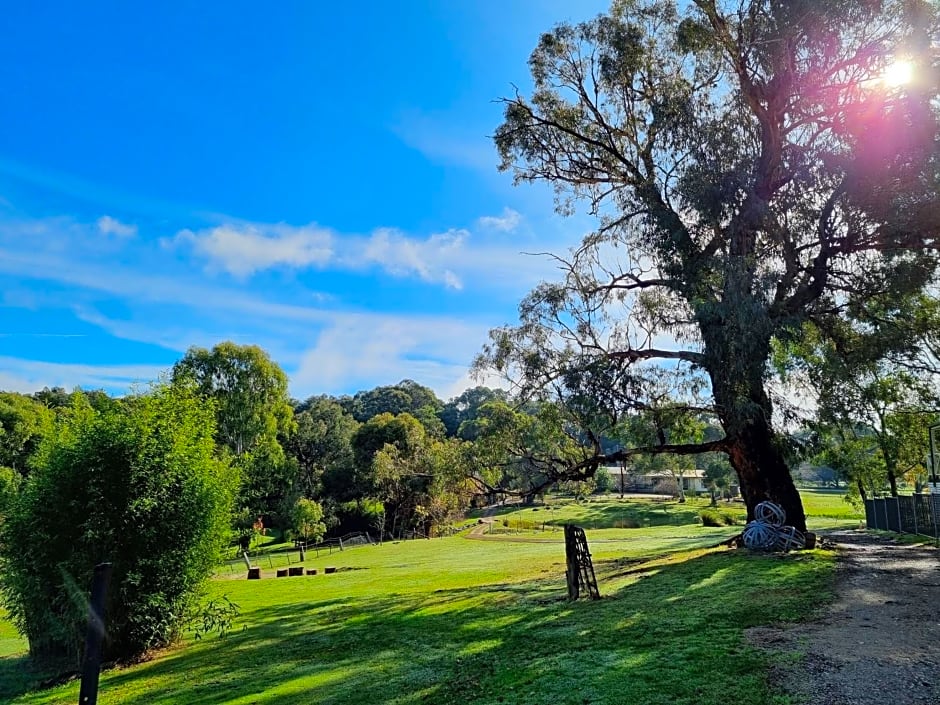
0;382;237;665
594;466;615;494
291;498;326;544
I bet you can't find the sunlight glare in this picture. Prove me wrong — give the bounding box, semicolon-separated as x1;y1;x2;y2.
883;59;913;87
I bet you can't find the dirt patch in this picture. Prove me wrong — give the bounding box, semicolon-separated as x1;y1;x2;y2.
748;530;940;705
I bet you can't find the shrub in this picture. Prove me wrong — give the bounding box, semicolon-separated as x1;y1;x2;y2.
291;498;327;544
699;509;724;527
593;466;614;494
0;383;237;666
699;508;741;527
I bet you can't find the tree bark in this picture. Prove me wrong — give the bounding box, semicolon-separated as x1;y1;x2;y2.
705;334;807;534
885;457;899;497
725;419;806;533
856;477;868;501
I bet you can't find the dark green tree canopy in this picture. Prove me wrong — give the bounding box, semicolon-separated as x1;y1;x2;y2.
440;386;509;439
0;393;53;475
479;0;940;532
286;396;359;498
341;380;442;429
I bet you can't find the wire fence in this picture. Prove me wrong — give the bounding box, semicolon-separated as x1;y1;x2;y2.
864;495;940;539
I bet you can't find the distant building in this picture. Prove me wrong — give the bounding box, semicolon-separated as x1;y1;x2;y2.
600;465;737;496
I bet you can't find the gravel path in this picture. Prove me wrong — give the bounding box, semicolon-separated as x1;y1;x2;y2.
750;530;940;705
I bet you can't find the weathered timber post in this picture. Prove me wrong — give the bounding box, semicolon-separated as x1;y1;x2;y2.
564;525;580;600
564;525;600;600
78;562;113;705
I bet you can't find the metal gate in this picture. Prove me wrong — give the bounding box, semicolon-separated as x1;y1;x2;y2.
865;494;940;538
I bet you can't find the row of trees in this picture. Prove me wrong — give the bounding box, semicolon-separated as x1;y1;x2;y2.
0;317;935;667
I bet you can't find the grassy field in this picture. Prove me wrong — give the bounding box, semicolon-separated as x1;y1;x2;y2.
479;489;862;536
0;493;846;705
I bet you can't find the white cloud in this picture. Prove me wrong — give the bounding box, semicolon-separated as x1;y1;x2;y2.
477;208;522;233
96;215;137;238
172;223;334;277
0;356;166;393
0;241;498;398
0;210;567;400
353;228;467;289
291;313;490;398
170;219;552;291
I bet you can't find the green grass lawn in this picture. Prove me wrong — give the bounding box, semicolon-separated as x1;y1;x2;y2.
480;490;862;536
1;516;837;705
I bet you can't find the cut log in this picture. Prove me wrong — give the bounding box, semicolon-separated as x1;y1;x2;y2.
306;569;318;576
247;567;261;580
324;566;336;574
276;568;289;578
289;567;304;577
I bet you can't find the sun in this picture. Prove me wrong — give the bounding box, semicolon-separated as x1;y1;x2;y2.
883;58;914;87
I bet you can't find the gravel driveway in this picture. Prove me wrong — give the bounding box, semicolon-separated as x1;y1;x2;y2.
750;530;940;705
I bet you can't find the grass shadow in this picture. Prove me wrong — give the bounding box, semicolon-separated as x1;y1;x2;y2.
14;546;834;705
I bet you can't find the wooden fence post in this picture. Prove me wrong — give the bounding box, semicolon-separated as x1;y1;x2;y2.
78;562;113;705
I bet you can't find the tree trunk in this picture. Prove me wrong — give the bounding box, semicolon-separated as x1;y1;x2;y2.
726;419;806;533
885;457;899;497
702;313;807;536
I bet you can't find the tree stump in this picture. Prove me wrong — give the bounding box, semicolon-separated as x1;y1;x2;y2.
289;567;304;577
247;567;261;580
306;569;318;575
324;566;336;574
276;568;289;577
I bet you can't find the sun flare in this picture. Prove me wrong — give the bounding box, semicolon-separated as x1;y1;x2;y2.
883;58;914;87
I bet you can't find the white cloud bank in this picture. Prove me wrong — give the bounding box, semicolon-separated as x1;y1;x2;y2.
169;213;543;291
172;223;334;277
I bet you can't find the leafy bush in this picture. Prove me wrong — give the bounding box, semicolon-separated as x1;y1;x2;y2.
699;509;740;527
699;509;723;527
0;383;237;665
499;518;542;530
291;498;326;544
593;466;614;494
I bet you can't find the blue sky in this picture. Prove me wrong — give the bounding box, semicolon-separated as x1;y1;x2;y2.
0;1;609;400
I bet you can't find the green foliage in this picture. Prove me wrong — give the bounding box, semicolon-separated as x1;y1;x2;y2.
341;380;442;427
285;396;358;503
0;466;19;520
0;393;53;475
291;498;326;544
698;509;738;527
439;386;509;439
0;383;237;665
594;466;614;493
172;341;293;516
172;341;293;457
189;596;241;641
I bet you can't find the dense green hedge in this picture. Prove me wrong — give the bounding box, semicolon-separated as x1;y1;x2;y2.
0;383;237;665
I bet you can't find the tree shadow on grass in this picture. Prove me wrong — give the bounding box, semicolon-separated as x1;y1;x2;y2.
15;550;831;705
0;653;62;702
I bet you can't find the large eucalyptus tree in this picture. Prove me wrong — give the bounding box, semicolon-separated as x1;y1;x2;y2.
478;0;940;532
